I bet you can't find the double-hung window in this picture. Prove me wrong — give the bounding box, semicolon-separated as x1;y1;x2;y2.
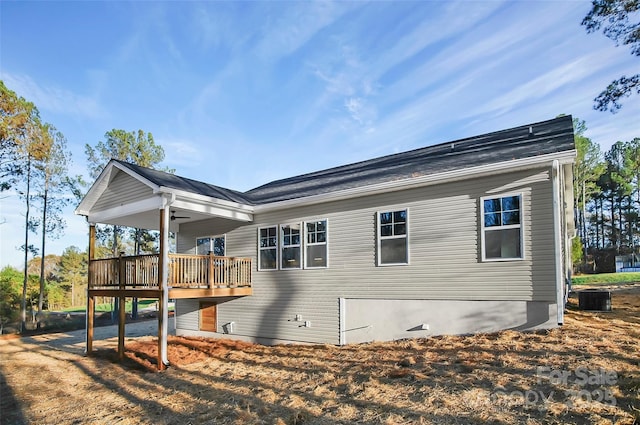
196;235;226;256
280;224;302;269
305;220;328;268
378;209;408;265
258;226;278;270
481;194;523;260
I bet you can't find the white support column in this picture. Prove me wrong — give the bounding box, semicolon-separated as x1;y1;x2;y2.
161;202;170;366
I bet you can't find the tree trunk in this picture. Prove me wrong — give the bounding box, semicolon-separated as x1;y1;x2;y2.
21;156;31;333
112;225;118;257
37;186;48;319
599;197;605;249
610;194;616;249
582;181;588;259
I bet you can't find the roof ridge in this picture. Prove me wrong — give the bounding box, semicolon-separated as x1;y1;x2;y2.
112;115;574;206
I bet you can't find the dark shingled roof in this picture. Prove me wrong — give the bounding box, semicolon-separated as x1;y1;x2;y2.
244;115;575;203
113;160;250;204
114;115;575;206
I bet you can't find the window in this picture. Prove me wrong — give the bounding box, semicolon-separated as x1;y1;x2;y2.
258;226;278;270
196;235;225;256
305;220;327;268
280;224;301;269
481;194;523;260
378;209;408;265
258;220;329;271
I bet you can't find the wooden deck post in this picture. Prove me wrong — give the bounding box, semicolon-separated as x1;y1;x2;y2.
86;224;96;355
118;295;126;361
117;251;126;361
208;251;214;288
86;294;94;354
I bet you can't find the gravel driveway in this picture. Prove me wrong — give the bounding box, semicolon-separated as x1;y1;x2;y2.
18;317;176;355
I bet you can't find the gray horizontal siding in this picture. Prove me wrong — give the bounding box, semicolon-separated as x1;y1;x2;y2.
175;299;199;331
175;168;556;344
93;170;154;211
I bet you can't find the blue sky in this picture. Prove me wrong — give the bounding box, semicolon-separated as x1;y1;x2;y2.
1;0;638;268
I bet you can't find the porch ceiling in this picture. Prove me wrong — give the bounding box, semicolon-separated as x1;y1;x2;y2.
91;206;215;232
87;202;246;232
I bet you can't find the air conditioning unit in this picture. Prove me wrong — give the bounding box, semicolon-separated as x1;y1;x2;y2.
578;290;611;312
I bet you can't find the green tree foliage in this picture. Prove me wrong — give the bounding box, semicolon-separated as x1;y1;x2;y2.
0;266;23;329
588;139;640;256
573;118;605;256
566;117;638;271
0;265;41;328
31;125;76;316
626;137;640;206
85;129;169;179
0;80;38;191
57;246;88;307
2;82;83;326
130;227;160;254
9;91;52;332
45;283;69;311
582;0;640;111
572;237;585;266
85;129;173;256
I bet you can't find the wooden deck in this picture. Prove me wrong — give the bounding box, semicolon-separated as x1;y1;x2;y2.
88;253;252;299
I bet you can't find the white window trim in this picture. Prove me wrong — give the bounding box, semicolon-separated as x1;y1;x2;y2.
258;226;278;271
303;219;329;269
196;234;226;256
279;223;302;270
480;192;525;262
377;208;410;266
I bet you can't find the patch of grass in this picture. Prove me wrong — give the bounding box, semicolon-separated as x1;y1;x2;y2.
63;299;173;313
63;304;113;313
572;272;640;286
63;299;154;313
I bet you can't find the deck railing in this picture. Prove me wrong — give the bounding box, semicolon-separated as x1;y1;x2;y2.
88;253;252;290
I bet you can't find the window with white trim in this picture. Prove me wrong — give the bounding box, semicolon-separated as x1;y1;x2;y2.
378;209;408;265
280;224;302;269
481;194;523;260
305;220;328;268
258;226;278;270
196;235;225;256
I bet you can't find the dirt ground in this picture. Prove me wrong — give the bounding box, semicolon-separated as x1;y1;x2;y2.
1;286;639;425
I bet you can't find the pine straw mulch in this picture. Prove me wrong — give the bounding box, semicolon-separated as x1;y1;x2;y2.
1;286;639;425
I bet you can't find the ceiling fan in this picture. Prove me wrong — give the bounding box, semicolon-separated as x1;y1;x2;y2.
170;211;191;221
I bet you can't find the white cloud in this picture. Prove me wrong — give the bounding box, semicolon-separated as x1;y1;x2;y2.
1;73;105;119
253;2;356;62
161;139;203;169
476;49;618;118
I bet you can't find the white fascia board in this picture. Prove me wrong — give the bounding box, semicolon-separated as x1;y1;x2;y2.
155;186;254;212
87;196;164;224
75;161;160;216
162;190;253;222
75;165;115;216
170;198;253;222
255;150;577;213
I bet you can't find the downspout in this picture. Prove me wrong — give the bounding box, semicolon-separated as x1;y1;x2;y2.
160;194;174;366
551;160;564;325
